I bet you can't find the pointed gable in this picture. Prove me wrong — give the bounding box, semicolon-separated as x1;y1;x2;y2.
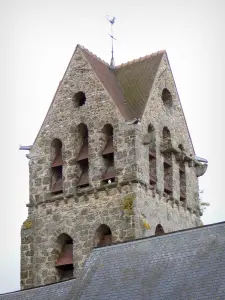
115;51;164;119
31;45;166;150
79;46;133;120
80;45;164;120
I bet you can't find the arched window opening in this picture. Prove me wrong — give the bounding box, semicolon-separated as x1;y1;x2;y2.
162;88;172;107
76;124;89;188
94;224;112;247
102;124;115;184
55;234;74;281
148;124;157;186
51;139;63;194
155;224;165;236
162;128;173;195
162;127;172;149
73;91;86;107
179;162;186;203
102;124;113;137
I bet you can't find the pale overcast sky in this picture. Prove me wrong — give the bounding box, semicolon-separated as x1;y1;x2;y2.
0;0;224;294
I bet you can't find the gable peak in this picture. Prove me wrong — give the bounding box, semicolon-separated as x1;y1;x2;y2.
77;44;111;68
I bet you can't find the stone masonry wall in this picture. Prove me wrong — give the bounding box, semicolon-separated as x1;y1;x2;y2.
134;53;202;232
21;48;202;289
133;183;201;240
21;222;34;289
21;48;139;289
25;184;135;288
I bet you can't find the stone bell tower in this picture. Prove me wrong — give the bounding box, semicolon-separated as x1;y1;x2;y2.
20;44;207;289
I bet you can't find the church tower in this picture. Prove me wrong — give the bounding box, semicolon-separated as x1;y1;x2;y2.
20;45;207;289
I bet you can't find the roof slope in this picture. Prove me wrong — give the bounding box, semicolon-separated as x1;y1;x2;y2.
79;46;133;120
71;222;225;300
79;46;164;120
115;52;164;118
2;222;224;300
0;278;75;300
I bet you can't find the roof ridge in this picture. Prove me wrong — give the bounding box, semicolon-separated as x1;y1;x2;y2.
116;49;166;68
78;44;111;68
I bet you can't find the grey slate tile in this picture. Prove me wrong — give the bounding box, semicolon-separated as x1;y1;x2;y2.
73;222;225;300
0;278;75;300
1;222;225;300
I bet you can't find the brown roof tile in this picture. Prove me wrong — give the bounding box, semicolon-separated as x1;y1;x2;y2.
79;46;133;120
115;51;164;118
80;45;164;119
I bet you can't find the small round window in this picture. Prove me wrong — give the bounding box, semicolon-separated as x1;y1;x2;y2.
162;88;172;107
73;91;86;107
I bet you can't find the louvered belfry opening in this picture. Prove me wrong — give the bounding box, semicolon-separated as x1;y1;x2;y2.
55;234;74;281
155;224;165;236
94;224;112;247
76;124;89;188
178;144;186;203
179;161;186;203
162;127;173;195
102;124;116;183
148;124;157;186
51;139;63;194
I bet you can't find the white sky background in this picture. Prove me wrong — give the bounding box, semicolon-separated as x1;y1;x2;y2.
0;0;224;294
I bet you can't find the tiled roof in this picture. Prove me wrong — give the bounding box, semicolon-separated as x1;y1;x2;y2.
2;223;224;300
0;279;75;300
72;222;225;300
79;46;133;120
79;45;164;120
115;51;165;118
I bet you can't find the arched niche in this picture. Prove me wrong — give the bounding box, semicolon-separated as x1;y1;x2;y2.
155;224;165;236
162;88;172;107
101;124;115;184
55;233;74;281
94;224;112;247
51;138;63;193
76;123;89;188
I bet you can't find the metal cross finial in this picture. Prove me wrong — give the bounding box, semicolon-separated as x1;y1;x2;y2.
106;15;116;68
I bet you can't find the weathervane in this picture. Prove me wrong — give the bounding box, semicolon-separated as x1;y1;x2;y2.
106;15;116;68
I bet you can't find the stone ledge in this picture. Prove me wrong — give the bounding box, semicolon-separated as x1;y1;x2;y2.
26;181;131;206
26;193;64;207
45;193;64;203
27;179;194;208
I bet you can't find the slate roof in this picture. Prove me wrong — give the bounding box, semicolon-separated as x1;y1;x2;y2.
1;222;224;300
0;279;75;300
71;222;225;300
79;45;164;120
